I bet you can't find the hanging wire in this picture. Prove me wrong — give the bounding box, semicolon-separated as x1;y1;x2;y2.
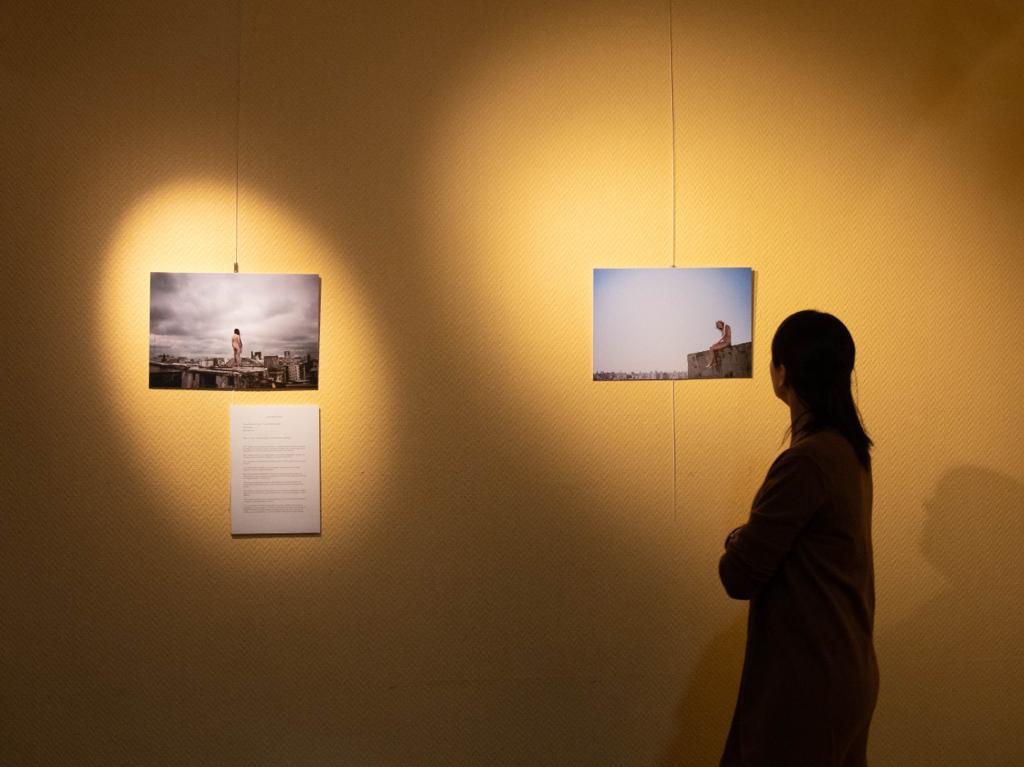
669;0;677;271
234;0;243;274
232;1;243;400
668;0;678;520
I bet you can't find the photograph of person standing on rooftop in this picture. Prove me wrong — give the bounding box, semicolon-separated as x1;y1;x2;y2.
149;272;321;390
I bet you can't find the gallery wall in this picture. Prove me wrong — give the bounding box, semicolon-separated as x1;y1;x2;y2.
2;0;1022;764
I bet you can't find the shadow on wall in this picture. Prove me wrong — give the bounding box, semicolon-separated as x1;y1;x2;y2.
660;467;1024;766
872;467;1024;765
659;616;746;767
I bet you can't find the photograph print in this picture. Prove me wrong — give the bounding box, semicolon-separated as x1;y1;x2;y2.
593;267;753;380
150;272;321;390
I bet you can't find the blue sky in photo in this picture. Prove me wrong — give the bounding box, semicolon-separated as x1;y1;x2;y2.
593;267;752;373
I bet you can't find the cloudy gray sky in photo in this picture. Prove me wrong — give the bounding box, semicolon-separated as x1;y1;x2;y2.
150;272;320;359
593;267;752;373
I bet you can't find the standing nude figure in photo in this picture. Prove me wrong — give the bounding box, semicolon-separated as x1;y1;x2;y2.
707;319;731;368
231;328;243;367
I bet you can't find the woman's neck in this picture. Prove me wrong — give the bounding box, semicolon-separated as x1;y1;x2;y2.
789;398;811;446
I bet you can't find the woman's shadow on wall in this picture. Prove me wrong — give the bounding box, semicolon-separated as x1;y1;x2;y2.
872;466;1024;765
660;466;1024;767
659;613;746;767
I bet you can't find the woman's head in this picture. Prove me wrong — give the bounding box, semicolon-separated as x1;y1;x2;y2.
715;320;724;329
233;328;240;336
771;310;872;469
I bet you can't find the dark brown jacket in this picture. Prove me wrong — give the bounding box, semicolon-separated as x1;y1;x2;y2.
719;429;878;766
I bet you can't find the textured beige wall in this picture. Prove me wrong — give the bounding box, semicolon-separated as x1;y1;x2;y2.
2;1;1022;764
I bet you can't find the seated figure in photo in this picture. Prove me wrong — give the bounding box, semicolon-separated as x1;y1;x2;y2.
707;319;731;368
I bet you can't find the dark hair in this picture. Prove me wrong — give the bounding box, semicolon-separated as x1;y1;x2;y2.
233;328;240;336
771;310;872;470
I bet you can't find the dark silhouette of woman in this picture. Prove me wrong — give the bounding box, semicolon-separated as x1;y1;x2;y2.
719;310;878;767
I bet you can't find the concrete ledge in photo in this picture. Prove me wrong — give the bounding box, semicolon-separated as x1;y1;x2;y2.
687;342;753;379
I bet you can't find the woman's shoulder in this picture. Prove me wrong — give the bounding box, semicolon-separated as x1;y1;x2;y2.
790;428;846;455
789;429;868;479
772;440;827;477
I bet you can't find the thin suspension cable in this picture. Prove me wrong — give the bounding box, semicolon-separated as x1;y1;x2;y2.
234;0;243;273
668;0;677;270
668;0;678;520
231;0;243;398
672;378;677;520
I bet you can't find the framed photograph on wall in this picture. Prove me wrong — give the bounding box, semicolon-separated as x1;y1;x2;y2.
593;267;753;380
149;272;321;390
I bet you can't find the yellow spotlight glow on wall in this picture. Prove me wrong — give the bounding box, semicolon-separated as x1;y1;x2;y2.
96;179;397;563
413;11;686;528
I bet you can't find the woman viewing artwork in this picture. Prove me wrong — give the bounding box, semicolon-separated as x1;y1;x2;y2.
706;319;731;368
231;328;242;367
718;310;878;767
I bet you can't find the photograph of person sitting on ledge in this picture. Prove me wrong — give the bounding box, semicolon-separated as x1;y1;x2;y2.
706;319;731;368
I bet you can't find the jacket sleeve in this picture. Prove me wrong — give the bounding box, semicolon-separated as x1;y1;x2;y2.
719;451;826;600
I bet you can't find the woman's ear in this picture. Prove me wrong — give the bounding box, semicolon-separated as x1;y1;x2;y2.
770;362;787;399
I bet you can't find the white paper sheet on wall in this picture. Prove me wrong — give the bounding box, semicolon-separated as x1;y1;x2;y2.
230;405;321;534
